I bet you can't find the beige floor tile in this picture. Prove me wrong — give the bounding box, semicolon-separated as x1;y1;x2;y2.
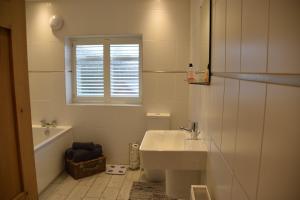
66;185;90;200
55;176;79;196
107;175;126;188
101;187;120;200
96;172;112;180
78;176;96;187
117;180;133;200
85;174;112;198
47;193;68;200
53;172;69;184
40;170;141;200
124;170;139;182
39;183;60;200
131;170;141;182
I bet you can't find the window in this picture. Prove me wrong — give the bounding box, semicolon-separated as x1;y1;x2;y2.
71;36;142;105
75;44;104;97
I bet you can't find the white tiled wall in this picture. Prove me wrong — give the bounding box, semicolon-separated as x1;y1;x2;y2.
207;77;224;149
257;85;300;200
211;0;226;72
190;0;300;199
234;81;266;200
267;0;300;74
225;0;241;72
26;0;190;164
220;78;239;169
241;0;269;73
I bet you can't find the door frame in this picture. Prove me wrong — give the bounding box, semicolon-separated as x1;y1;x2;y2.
0;0;38;199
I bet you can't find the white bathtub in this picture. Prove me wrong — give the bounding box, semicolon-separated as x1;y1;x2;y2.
32;125;73;193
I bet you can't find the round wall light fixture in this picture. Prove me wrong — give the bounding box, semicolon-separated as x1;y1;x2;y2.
49;15;64;31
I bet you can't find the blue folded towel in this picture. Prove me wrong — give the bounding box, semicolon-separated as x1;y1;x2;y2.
65;143;103;163
72;142;95;151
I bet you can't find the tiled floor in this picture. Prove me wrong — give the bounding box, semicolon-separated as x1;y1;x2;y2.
39;169;142;200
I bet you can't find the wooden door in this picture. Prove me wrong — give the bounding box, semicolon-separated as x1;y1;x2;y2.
0;0;38;199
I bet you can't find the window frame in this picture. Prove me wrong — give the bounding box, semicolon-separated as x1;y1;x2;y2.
71;36;142;105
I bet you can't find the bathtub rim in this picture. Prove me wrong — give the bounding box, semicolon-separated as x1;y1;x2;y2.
32;125;72;151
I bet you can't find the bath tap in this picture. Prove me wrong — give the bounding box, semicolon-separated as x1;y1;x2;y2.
40;119;57;128
180;122;200;140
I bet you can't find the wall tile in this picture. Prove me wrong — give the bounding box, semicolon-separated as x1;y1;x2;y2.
207;77;225;149
142;73;158;108
25;2;60;43
29;73;52;101
174;73;188;101
267;0;300;74
201;86;210;142
27;41;65;70
198;0;210;72
174;5;191;47
29;72;69;124
209;142;233;200
176;40;190;70
225;0;241;72
143;73;188;130
221;78;239;169
211;0;226;72
234;81;266;200
52;1;169;40
170;99;188;130
241;0;268;73
190;0;202;69
188;85;196;121
206;140;215;198
143;40;176;71
68;105;145;164
155;74;176;104
257;85;300;200
188;85;202;123
232;178;249;200
141;10;177;42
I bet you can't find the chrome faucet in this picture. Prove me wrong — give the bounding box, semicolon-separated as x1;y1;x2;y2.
40;119;57;128
180;121;200;140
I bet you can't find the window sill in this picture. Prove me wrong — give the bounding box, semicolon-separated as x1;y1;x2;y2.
66;102;143;107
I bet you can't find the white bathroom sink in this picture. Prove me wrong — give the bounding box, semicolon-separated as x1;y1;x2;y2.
140;130;207;170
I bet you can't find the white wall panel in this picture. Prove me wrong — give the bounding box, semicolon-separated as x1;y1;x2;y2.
234;81;266;200
221;78;239;169
225;0;241;72
268;0;300;73
257;85;300;200
241;0;268;73
211;0;226;72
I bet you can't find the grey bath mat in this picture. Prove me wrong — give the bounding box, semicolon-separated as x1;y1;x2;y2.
129;181;177;200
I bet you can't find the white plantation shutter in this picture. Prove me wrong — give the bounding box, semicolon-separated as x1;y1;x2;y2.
75;44;104;97
72;37;141;104
110;44;140;97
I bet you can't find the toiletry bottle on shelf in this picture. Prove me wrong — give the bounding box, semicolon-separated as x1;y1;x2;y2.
187;63;196;83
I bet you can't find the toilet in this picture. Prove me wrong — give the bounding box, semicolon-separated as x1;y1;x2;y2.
142;113;171;182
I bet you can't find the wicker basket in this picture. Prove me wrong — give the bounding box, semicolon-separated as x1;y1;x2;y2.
65;156;106;179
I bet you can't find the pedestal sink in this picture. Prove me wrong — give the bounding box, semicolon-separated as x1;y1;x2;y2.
140;130;208;199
